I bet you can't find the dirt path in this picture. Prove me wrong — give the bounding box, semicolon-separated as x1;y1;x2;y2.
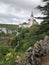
41;53;49;65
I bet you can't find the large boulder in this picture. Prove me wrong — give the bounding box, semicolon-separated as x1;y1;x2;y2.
16;36;49;65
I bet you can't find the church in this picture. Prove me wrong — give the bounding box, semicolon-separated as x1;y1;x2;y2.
19;13;38;28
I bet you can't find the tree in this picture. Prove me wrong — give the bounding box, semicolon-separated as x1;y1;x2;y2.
37;0;49;22
36;0;49;34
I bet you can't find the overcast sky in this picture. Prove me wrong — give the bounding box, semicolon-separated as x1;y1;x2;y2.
0;0;44;25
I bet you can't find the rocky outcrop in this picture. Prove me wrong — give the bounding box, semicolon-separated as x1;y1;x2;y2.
16;36;49;65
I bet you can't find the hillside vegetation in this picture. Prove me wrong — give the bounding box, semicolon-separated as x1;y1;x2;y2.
11;22;49;53
0;21;49;65
0;0;49;64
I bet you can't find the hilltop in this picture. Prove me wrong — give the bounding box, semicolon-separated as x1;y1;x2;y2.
0;24;18;30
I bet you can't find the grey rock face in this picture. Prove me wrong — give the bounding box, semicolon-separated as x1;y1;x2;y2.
16;36;49;65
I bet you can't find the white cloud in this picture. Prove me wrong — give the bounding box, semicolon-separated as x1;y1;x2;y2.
0;0;43;24
0;2;9;14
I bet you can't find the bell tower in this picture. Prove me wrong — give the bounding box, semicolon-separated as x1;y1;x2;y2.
30;12;37;24
29;12;34;26
27;12;34;27
31;12;33;17
30;12;34;23
27;12;37;27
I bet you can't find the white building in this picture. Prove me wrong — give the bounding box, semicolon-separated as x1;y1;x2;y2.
0;28;7;34
19;13;37;28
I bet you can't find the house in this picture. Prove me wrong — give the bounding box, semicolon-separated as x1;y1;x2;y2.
0;28;7;34
0;28;17;34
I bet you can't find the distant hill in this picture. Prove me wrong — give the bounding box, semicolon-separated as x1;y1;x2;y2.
0;24;18;30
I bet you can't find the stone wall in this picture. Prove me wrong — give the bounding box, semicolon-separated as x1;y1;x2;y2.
16;36;49;65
